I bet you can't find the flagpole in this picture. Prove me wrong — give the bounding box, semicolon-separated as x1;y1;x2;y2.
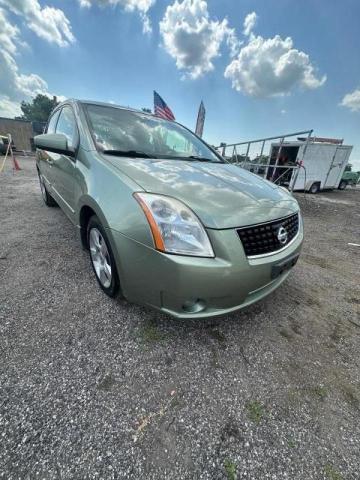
195;101;205;138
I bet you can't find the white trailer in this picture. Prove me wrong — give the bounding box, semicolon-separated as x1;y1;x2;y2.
268;140;353;193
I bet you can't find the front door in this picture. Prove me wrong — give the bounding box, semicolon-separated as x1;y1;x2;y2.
39;109;61;190
51;106;79;223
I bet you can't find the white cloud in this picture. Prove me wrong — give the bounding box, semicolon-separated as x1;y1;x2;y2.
159;0;238;79
243;11;257;36
0;48;50;114
0;8;23;54
0;97;22;117
340;88;360;112
78;0;155;34
159;4;326;100
0;0;75;47
78;0;154;9
0;8;61;117
225;34;326;97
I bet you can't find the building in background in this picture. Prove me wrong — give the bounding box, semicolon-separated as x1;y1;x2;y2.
0;117;45;152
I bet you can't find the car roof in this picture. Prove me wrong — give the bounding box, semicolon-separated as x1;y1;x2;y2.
60;98;153;117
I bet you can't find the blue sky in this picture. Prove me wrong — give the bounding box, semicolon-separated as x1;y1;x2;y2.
1;0;359;168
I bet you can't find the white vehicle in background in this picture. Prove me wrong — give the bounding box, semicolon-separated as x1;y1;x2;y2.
268;138;353;193
218;133;353;194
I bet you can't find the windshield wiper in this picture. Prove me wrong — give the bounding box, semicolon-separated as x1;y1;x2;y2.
102;150;156;158
185;155;221;162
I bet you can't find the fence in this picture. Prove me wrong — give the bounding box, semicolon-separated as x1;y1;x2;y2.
216;129;313;191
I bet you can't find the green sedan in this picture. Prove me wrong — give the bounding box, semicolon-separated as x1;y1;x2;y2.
35;100;303;318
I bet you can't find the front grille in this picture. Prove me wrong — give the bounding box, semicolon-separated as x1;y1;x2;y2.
237;213;299;257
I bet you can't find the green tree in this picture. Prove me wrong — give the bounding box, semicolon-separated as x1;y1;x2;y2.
18;94;59;122
141;107;152;114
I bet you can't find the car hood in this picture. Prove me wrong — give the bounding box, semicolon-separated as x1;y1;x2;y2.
104;156;299;229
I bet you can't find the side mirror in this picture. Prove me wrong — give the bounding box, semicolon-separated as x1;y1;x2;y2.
34;133;75;156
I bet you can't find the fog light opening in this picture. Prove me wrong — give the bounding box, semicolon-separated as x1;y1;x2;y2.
182;299;206;314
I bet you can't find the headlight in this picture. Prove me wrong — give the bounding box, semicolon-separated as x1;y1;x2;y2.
134;193;214;257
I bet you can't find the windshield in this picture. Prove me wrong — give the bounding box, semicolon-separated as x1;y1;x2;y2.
84;104;221;162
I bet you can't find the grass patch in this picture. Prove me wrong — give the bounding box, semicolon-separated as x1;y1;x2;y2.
224;459;237;480
290;322;302;335
330;323;344;344
287;389;302;406
279;328;293;340
97;373;116;391
246;400;265;424
169;394;184;409
210;346;221;369
286;437;296;449
310;385;328;400
324;464;343;480
341;383;360;410
139;321;166;343
207;328;227;345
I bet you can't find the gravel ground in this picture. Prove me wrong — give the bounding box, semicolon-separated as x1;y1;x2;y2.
0;156;359;480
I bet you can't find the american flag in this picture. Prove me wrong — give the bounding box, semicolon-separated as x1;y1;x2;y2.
153;91;175;121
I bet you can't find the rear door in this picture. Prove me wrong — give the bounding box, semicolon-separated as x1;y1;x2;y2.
51;106;79;222
302;144;334;189
324;146;349;188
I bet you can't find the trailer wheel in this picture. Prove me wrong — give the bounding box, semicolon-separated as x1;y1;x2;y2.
309;182;320;194
338;180;348;190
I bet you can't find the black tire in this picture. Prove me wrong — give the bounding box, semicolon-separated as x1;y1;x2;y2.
338;180;348;190
309;182;320;194
38;171;57;206
87;215;120;297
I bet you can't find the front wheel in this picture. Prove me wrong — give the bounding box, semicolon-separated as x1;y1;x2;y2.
87;216;120;297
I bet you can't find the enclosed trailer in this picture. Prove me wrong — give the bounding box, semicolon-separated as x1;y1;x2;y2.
268;140;353;193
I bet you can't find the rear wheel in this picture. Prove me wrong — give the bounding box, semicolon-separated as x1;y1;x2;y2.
309;182;320;194
87;216;120;297
338;179;348;190
38;171;57;206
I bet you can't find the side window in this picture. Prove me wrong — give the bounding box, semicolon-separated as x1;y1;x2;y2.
56;106;78;149
46;110;60;134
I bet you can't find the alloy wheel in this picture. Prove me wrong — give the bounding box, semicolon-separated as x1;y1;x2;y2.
89;227;112;288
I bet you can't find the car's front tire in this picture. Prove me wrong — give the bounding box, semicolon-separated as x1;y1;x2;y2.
38;171;57;207
87;215;120;297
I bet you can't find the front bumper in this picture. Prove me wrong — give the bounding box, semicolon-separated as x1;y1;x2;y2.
108;221;303;319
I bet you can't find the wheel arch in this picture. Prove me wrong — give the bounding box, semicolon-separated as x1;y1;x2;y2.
78;196;110;249
78;197;126;298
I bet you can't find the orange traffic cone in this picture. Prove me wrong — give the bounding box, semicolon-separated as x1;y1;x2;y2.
12;154;21;171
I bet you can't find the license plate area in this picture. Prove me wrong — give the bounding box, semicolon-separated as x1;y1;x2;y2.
271;254;299;280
